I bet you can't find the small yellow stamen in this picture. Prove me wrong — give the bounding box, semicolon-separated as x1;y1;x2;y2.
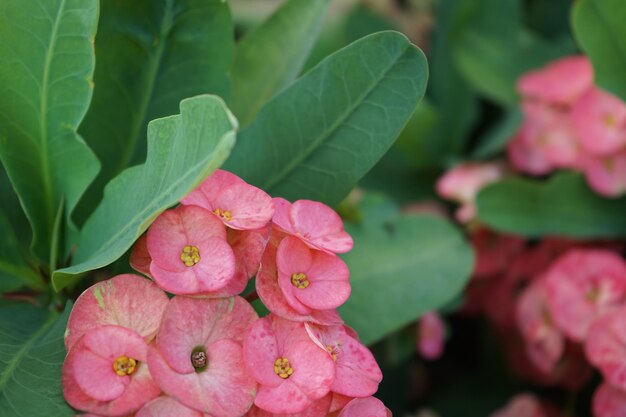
604;113;618;128
274;357;294;379
180;245;201;267
291;273;310;289
113;356;137;376
326;345;339;361
213;208;232;222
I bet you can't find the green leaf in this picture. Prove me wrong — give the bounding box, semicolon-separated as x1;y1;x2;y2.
231;0;329;126
572;0;626;102
340;212;474;345
0;0;100;261
0;210;43;293
52;95;237;290
0;303;73;417
471;109;522;159
225;31;428;206
77;0;233;221
452;0;564;105
476;172;626;238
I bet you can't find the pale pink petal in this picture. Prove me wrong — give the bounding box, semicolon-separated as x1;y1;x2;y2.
245;393;331;417
136;396;205;417
338;397;391;417
436;163;504;204
418;312;446;361
244;316;282;387
517;56;593;105
271;198;294;234
148;342;256;417
254;379;312;414
289;200;353;254
585;307;626;391
66;274;169;350
593;383;626;417
181;169;245;211
572;87;626;156
489;394;546;417
507;133;553;176
212;183;274;230
584;152;626;197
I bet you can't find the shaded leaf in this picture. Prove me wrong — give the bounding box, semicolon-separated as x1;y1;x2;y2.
225;31;428;206
340;211;473;345
231;0;329;126
77;0;233;221
476;172;626;238
53;95;237;290
572;0;626;102
0;0;100;260
0;303;72;417
471;109;522;159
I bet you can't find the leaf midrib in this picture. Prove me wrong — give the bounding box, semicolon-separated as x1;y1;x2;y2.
0;312;58;391
113;0;176;175
261;39;414;191
39;0;67;250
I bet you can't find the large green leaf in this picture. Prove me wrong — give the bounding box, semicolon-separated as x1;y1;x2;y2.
452;0;565;106
230;0;329;126
572;0;626;102
340;210;473;345
52;95;237;290
225;31;428;206
476;172;626;238
0;303;72;417
0;0;100;261
0;211;43;293
77;0;233;220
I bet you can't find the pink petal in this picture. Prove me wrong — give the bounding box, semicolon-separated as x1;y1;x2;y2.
290;200;353;254
254;379;312;414
65;274;169;351
417;312;446;361
507;132;553;176
338;397;391;417
245;393;331;417
489;394;546;417
271;198;295;234
585;307;626;391
244;316;282;387
212;183;274;230
157;296;257;374
181;169;245;211
130;235;152;277
593;383;626;417
584;152;626;197
148;341;256;417
136;396;205;417
294;249;351;311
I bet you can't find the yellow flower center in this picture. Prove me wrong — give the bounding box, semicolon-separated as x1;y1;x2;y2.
326;344;339;361
274;357;294;379
180;245;201;267
113;356;137;376
291;273;310;289
604;113;618;128
213;208;232;222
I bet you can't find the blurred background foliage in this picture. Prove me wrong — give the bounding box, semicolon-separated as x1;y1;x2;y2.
229;0;586;415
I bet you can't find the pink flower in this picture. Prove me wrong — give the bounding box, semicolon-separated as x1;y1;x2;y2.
572;88;626;156
243;315;335;414
489;394;546;417
65;274;169;351
136;396;208;417
583;151;626;197
147;296;258;417
63;325;161;416
516;278;565;374
276;236;351;314
517;56;593;106
306;324;382;397
130;235;151;277
436;163;504;223
272;198;353;254
507;132;553;176
256;233;343;325
593;383;626;417
585;307;626;390
545;249;626;341
417;312;445;361
146;205;236;295
181;169;274;230
244;394;331;417
337;397;391;417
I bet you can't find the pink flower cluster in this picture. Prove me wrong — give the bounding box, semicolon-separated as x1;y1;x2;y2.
62;170;389;417
508;55;626;197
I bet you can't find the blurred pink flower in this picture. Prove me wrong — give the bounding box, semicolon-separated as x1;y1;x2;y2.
337;397;392;417
583;151;626;198
417;312;445;361
585;307;626;390
146;205;236;295
181;169;274;230
147;296;257;417
594;383;626;417
272;198;353;254
545;249;626;341
489;394;546;417
65;274;169;351
243;315;335;414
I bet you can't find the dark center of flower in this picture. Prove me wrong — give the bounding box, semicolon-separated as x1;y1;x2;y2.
274;357;293;379
113;356;137;376
180;245;201;267
291;272;310;289
191;350;208;370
